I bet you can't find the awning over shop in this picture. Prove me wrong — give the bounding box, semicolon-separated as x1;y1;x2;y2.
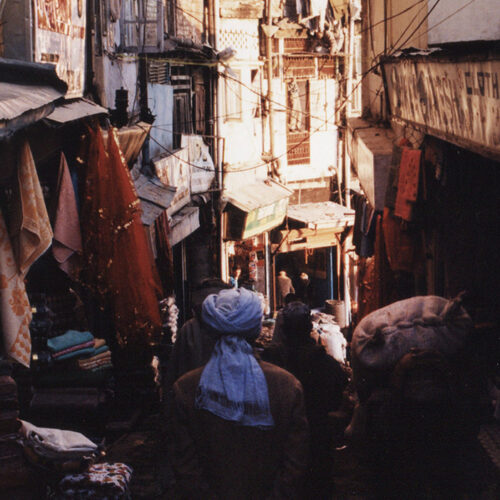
287;201;355;229
103;122;152;167
169;206;200;246
223;178;293;241
45;98;108;124
276;201;354;252
0;58;67;139
134;174;177;226
0;83;64;139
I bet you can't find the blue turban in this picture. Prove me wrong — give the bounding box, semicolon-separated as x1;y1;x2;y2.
201;287;263;338
196;288;274;428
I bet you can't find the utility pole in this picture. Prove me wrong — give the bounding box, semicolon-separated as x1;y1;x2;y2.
265;0;276;168
211;0;227;281
264;0;276;312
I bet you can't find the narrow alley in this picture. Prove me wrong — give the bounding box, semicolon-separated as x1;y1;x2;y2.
0;0;499;498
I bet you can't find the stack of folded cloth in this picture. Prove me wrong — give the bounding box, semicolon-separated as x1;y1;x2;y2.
48;330;113;374
30;332;114;419
77;346;112;372
21;420;102;474
58;462;133;499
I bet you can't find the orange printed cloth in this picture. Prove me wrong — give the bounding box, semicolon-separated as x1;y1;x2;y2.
394;148;421;222
0;210;32;367
52;153;82;278
9;140;53;276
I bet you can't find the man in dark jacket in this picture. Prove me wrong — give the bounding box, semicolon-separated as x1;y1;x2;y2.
167;288;309;499
281;301;348;499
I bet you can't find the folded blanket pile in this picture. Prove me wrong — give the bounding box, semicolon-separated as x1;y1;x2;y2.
48;331;113;372
59;462;133;499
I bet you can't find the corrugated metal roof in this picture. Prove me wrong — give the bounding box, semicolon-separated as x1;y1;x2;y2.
0;82;63;121
223;178;293;212
45;98;108;123
287;201;355;229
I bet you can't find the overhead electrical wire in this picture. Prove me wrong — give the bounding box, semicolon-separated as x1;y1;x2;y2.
127;0;473;174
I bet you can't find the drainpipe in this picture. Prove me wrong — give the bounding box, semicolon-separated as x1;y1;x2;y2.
212;0;227;281
342;6;356;326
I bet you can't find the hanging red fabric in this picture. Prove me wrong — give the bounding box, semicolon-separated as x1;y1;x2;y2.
81;125;162;347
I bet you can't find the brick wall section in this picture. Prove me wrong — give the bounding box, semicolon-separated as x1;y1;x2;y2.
175;0;204;44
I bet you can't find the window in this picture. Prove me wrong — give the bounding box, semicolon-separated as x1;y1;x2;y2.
119;0;163;53
224;69;242;121
172;74;193;149
287;80;310;165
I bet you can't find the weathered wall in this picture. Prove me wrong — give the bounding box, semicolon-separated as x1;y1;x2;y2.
362;0;428;119
218;17;266;191
147;83;174;159
428;0;500;45
175;0;204;43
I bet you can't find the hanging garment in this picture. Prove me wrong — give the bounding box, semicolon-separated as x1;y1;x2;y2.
52;153;82;278
9;140;53;276
0;210;32;367
81;126;162;347
154;209;174;295
394;148;421;222
309;0;329;29
382;207;422;273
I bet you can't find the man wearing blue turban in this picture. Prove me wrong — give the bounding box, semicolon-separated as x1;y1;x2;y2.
168;287;309;499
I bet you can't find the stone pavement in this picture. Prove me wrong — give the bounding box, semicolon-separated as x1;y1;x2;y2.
102;407;499;499
105;412;171;499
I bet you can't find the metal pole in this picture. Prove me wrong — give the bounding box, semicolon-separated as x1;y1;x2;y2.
265;232;272;316
266;0;275;163
212;0;227;281
328;246;334;299
265;0;276;310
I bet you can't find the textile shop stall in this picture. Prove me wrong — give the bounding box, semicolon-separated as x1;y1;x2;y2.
0;72;164;495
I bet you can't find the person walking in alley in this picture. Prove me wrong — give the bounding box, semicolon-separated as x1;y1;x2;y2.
229;266;242;288
277;270;295;308
296;272;311;306
164;278;232;389
281;301;348;499
167;287;309;499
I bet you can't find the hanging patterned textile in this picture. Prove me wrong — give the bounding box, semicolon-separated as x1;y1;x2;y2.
0;210;32;367
9;139;53;276
52;152;82;278
80;125;162;347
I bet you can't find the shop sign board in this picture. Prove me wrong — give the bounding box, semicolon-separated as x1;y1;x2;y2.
33;0;86;98
242;197;288;240
383;57;500;160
